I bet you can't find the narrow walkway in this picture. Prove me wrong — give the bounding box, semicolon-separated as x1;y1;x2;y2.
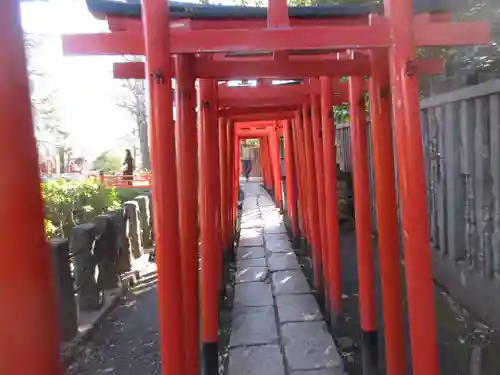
67;270;160;375
228;182;345;375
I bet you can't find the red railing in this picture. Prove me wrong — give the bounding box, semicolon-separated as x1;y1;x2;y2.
99;172;152;189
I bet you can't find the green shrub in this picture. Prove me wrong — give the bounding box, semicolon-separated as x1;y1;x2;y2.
45;219;57;239
116;188;151;204
42;180;121;238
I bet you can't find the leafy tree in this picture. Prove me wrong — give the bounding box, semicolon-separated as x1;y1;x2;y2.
246;139;260;147
116;56;150;169
92;151;123;173
24;33;61;133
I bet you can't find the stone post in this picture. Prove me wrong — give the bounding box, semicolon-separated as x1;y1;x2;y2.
135;195;153;248
145;190;154;239
51;239;78;341
94;214;121;289
71;223;104;311
124;201;143;258
109;208;134;272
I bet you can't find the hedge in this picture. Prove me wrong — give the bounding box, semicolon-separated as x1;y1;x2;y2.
42;180;121;238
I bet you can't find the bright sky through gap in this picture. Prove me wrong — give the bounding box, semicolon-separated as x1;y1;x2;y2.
20;0;266;158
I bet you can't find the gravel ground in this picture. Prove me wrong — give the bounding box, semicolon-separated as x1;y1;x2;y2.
303;231;500;375
67;272;161;375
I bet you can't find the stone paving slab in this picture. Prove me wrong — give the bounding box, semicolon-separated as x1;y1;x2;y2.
238;258;267;268
240;228;263;239
264;223;287;234
243;200;260;206
276;294;323;323
228;345;286;375
265;235;293;253
230;306;279;347
241;221;264;229
262;210;281;218
291;370;346;375
281;322;343;372
234;282;274;307
260;209;277;216
242;209;259;217
258;197;274;205
272;270;312;295
266;241;293;253
242;215;262;223
268;252;301;272
239;236;264;247
238;246;266;260
262;217;282;225
235;267;269;283
265;233;290;242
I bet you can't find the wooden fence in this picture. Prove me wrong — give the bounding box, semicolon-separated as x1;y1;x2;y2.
335;78;500;330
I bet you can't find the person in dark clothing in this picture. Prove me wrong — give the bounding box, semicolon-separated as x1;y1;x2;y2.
123;149;135;186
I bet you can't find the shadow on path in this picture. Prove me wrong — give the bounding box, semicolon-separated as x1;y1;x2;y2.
67;272;161;375
331;230;500;375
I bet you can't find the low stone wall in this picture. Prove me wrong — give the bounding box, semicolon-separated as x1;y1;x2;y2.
51;192;154;343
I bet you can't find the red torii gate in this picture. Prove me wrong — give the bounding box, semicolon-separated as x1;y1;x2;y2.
234;122;285;213
0;0;492;375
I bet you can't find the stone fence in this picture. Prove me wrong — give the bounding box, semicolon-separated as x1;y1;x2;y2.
334;78;500;331
52;192;154;343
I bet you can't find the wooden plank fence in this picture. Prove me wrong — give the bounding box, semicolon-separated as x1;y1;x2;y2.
335;78;500;330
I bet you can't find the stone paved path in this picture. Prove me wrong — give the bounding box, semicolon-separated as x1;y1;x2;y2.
228;182;345;375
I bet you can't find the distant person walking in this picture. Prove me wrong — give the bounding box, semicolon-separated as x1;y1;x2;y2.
123;149;135;186
241;142;253;181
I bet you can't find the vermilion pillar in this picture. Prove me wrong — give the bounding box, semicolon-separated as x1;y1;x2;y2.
1;1;61;373
174;54;199;375
293;113;310;244
143;0;185;374
233;134;240;233
301;104;323;292
212;92;222;294
368;51;406;375
259;138;267;187
283;119;300;247
261;137;272;191
226;119;235;257
199;78;221;375
265;136;272;191
310;90;329;308
348;76;377;341
219;117;229;251
320;77;342;319
385;0;439;373
270;124;283;210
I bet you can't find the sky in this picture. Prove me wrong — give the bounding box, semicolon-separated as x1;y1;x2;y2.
20;0;266;158
21;0;134;158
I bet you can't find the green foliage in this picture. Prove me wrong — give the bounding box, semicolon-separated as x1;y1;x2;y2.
116;188;151;204
334;103;349;123
45;219;57;239
42;180;121;238
287;0;379;6
245;139;260;147
92;151;122;173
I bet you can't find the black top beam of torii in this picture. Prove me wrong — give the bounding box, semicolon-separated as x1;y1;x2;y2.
85;0;469;20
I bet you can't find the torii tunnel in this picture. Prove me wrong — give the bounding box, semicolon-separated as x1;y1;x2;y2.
0;0;492;374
